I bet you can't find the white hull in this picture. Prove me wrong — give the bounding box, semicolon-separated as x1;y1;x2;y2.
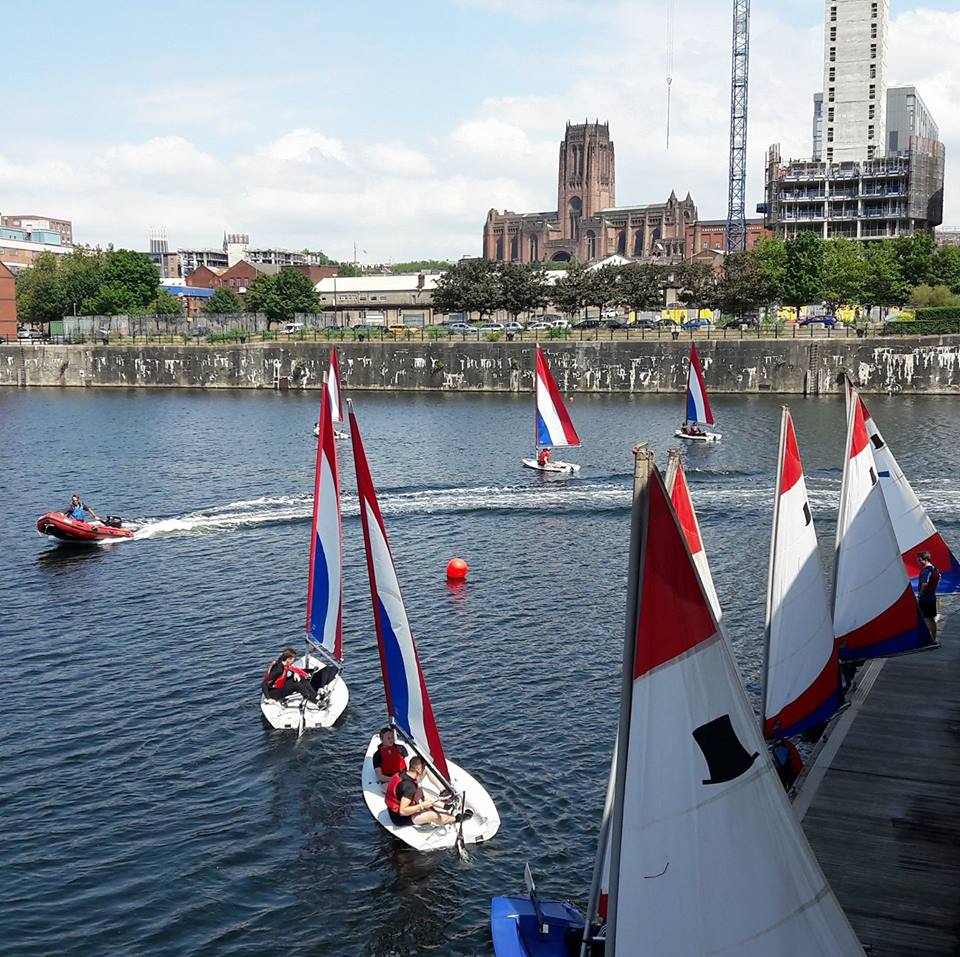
521;458;581;474
361;734;500;851
675;429;722;443
260;654;349;730
313;425;348;440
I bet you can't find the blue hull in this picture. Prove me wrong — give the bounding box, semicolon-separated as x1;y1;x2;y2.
491;895;586;957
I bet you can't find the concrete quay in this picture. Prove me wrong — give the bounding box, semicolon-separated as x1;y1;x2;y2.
799;614;960;956
3;337;960;394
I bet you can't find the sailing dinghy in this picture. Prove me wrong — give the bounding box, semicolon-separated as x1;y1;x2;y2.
313;348;349;440
664;450;721;621
845;380;959;592
833;384;936;660
675;342;721;442
763;408;843;740
261;375;349;730
522;347;581;473
492;447;862;956
350;402;500;851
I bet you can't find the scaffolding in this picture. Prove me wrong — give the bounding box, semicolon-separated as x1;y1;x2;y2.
726;0;751;252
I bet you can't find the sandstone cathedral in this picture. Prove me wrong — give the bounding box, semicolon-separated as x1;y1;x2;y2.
482;121;696;265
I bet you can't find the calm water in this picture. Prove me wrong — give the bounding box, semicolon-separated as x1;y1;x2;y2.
2;388;959;957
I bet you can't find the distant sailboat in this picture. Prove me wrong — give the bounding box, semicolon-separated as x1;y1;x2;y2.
313;348;349;439
262;368;349;730
834;384;937;659
351;402;500;851
675;342;721;442
492;447;862;956
763;408;843;739
664;450;721;621
522;346;581;473
846;380;959;592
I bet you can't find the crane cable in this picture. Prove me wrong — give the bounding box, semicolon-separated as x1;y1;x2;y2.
666;0;677;149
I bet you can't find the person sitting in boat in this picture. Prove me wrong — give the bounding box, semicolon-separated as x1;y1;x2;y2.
681;424;706;437
537;447;552;467
261;648;326;706
384;756;469;828
373;726;408;785
65;495;100;523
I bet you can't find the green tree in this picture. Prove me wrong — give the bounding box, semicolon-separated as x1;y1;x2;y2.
84;282;140;316
928;245;960;293
15;252;65;324
862;242;911;317
615;263;667;314
909;284;960;308
499;263;547;321
715;252;765;318
821;238;866;312
432;259;503;321
551;263;592;318
543;257;579;271
245;269;321;326
750;237;787;310
337;263;362;278
584;264;619;313
674;261;719;312
203;287;245;314
893;232;935;287
150;290;185;316
389;259;453;273
781;232;824;314
102;249;160;310
301;249;335;265
57;247;106;316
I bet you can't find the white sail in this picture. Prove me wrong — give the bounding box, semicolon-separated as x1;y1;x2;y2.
763;408;842;739
604;449;862;956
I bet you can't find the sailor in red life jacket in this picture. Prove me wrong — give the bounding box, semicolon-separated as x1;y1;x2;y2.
384;756;471;829
261;647;321;705
373;726;408;785
537;447;552;467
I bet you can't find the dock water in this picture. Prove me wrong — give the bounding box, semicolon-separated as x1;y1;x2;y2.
800;614;960;956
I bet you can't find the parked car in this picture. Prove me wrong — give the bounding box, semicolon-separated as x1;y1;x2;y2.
504;322;525;333
680;317;712;331
721;315;760;330
448;322;477;333
527;322;553;333
601;308;623;319
17;327;45;340
548;318;571;330
388;324;416;336
797;315;837;327
478;322;505;333
630;317;661;330
574;318;602;329
281;322;305;334
603;319;627;329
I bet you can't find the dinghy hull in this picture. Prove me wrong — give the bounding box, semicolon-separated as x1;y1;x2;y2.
260;654;348;730
491;895;586;957
674;429;722;443
521;458;580;474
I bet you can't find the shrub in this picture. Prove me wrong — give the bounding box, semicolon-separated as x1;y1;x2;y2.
880;318;960;336
546;327;566;339
914;306;960;322
485;332;502;342
426;326;447;339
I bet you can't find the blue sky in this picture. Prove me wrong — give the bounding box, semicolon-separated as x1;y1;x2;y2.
3;0;957;261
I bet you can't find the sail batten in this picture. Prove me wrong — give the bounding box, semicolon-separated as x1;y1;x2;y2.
350;405;449;780
685;342;714;426
763;409;842;739
605;450;862;956
305;353;343;660
833;388;935;660
535;347;581;448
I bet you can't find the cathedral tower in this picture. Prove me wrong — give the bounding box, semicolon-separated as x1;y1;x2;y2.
557;121;615;241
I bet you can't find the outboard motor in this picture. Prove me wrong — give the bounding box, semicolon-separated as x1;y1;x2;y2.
104;515;123;528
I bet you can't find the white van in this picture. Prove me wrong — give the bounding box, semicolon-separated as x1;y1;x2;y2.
281;322;305;334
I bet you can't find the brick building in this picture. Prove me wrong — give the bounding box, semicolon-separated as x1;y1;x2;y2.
685;218;771;258
483;121;696;264
0;261;16;340
1;213;72;245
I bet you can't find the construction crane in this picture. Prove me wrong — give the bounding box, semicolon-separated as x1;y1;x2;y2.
726;0;751;252
665;0;676;150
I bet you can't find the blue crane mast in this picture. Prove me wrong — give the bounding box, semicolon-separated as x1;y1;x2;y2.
726;0;751;252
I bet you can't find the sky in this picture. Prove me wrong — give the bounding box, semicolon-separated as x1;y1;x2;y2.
2;0;957;263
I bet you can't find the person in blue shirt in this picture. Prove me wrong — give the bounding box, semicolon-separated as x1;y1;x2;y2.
65;494;100;523
917;550;941;641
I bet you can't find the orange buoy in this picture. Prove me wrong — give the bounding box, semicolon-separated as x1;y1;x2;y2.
446;557;469;580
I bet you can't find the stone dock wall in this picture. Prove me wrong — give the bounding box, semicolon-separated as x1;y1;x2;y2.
3;337;960;394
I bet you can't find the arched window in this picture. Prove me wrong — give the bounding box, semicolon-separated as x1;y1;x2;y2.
509;236;518;261
617;230;626;255
586;230;597;260
568;196;582;239
551;251;571;263
496;237;504;261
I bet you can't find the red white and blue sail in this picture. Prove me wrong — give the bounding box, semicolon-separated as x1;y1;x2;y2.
535;347;580;449
604;453;861;955
326;348;344;424
857;391;960;592
350;405;450;781
684;342;714;426
666;453;721;621
305;378;343;660
833;387;934;660
763;409;842;739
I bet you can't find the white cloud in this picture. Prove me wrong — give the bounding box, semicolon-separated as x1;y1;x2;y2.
1;3;957;260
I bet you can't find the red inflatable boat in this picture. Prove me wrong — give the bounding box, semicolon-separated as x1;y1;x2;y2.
36;512;135;544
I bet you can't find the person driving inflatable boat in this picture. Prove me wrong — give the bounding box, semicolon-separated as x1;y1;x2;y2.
65;495;100;522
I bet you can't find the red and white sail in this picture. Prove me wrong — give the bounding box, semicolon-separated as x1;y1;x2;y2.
665;451;721;621
603;451;862;956
833;386;935;659
763;409;842;739
853;387;959;592
327;348;344;424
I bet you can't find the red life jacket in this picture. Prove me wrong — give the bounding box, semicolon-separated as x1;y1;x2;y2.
262;660;309;690
385;770;414;814
377;744;407;778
